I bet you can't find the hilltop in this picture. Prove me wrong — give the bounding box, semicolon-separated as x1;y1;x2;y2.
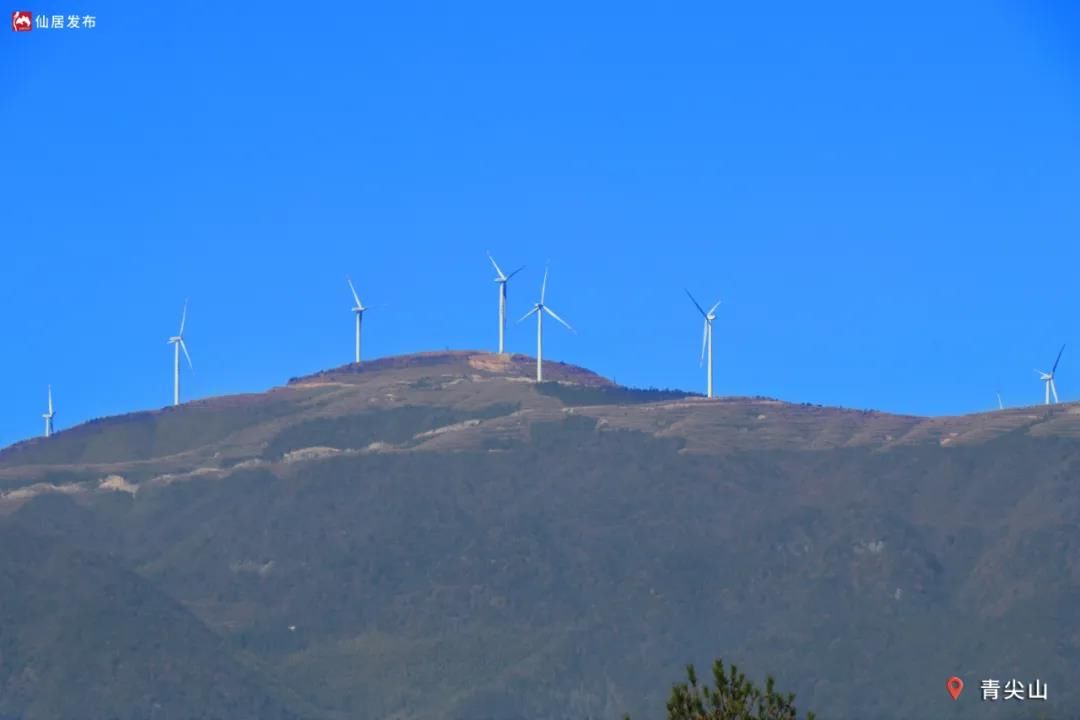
1;351;1079;719
4;350;1075;489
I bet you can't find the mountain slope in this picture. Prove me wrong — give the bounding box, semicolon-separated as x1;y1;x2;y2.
1;351;1079;719
0;521;309;720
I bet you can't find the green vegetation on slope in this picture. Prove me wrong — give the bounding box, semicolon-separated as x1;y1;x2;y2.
7;412;1077;718
0;523;307;720
628;659;815;720
1;357;1078;720
535;381;696;406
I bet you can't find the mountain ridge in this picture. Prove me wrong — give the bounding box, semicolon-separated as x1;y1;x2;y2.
3;350;1077;475
1;350;1078;718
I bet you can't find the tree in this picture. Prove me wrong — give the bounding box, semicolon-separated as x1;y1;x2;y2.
627;658;816;720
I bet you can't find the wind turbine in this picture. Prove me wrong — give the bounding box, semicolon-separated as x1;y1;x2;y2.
996;392;1004;411
347;277;369;363
486;252;524;354
518;266;574;382
42;385;55;437
167;299;193;406
1035;344;1065;405
686;290;721;399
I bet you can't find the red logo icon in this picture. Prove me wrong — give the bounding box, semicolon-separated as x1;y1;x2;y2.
946;676;964;701
11;11;32;31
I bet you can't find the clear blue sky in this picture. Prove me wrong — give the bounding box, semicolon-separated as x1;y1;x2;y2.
2;1;1079;447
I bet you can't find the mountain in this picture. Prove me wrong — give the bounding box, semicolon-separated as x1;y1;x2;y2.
0;521;306;720
1;350;1079;719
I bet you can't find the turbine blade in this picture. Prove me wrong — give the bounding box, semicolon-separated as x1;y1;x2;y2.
1051;380;1059;403
486;252;507;280
517;306;540;323
178;299;188;335
708;299;722;315
700;319;708;365
180;339;193;370
540;267;549;304
347;277;362;307
48;385;53;413
1052;344;1066;374
506;265;525;280
685;289;706;317
543;305;575;333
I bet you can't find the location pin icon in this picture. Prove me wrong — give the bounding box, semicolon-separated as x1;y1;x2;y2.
946;676;964;701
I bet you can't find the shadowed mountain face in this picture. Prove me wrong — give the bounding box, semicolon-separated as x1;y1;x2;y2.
0;522;303;720
1;351;1079;720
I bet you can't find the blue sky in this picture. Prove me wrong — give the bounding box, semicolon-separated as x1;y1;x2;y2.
2;1;1079;447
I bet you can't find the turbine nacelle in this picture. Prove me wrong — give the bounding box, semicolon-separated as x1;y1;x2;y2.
519;301;576;333
487;252;524;284
686;290;720;319
346;277;366;311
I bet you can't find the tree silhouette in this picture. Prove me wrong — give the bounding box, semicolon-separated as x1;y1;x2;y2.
627;658;816;720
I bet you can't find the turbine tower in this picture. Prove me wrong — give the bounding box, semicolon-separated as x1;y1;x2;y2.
167;299;193;406
42;385;55;437
518;266;574;382
1035;344;1065;405
486;252;524;355
686;290;721;399
347;277;369;363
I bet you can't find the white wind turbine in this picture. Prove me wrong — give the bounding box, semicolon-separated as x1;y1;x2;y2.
486;252;524;355
167;299;193;406
1035;344;1065;405
686;290;721;399
347;277;370;363
518;266;574;382
42;385;55;437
